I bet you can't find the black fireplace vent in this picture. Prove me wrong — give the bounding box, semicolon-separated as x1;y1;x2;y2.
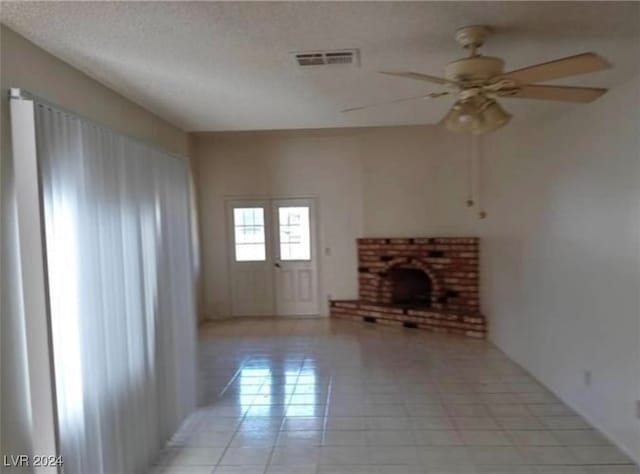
403;321;418;329
428;250;444;258
363;316;377;323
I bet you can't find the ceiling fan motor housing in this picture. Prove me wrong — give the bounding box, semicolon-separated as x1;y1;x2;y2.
455;25;493;49
445;56;505;83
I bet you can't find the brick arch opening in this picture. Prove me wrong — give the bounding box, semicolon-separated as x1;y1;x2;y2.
375;258;442;307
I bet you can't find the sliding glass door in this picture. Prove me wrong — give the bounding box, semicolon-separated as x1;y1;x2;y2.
11;92;197;474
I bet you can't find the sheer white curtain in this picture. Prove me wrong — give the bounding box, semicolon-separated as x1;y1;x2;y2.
35;102;196;474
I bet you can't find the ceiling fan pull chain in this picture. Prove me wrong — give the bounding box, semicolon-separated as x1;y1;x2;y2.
476;135;487;219
466;134;475;207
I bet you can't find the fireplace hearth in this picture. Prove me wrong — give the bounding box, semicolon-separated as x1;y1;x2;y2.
330;237;487;338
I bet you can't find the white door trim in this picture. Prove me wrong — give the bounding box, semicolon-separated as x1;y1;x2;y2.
10;93;60;472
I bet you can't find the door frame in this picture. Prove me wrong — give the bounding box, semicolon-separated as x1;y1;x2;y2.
10;90;60;472
225;195;322;317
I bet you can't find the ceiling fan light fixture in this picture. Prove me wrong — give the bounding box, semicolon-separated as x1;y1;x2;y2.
458;114;475;124
454;102;476;125
473;99;512;134
445;97;511;135
445;98;481;133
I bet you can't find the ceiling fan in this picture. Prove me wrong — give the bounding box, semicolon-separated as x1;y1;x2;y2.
343;25;611;134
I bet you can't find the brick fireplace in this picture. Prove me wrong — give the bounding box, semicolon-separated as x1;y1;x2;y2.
330;237;487;338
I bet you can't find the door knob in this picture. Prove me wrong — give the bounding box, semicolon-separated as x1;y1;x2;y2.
274;263;281;268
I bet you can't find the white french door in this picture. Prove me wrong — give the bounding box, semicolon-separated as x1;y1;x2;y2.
272;198;318;316
227;200;275;316
227;198;319;316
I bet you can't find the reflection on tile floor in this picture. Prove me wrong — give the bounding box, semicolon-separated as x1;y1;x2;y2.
151;318;638;474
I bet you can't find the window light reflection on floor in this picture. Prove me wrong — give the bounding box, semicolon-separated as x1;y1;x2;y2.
237;360;318;413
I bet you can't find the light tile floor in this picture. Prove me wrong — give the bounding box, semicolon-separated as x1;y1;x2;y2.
151;318;638;474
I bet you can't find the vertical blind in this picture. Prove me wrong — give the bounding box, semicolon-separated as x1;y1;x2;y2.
35;102;196;473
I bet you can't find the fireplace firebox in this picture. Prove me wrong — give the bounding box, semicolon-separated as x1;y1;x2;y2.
388;267;432;306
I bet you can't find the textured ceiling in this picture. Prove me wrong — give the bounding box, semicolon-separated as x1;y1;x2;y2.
2;1;639;131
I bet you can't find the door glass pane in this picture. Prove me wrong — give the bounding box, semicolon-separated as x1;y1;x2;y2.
278;206;310;261
234;208;266;261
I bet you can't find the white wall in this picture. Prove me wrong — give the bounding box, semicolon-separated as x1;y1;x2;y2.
0;25;190;470
194;76;639;462
360;126;479;237
483;75;640;463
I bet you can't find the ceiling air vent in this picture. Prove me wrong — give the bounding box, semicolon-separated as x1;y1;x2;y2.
291;49;359;68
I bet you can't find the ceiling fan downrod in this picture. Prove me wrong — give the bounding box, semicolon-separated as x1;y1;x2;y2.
455;25;492;57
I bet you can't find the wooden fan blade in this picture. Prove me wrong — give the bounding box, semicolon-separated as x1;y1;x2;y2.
380;71;458;86
501;85;607;103
341;92;449;113
501;52;611;84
